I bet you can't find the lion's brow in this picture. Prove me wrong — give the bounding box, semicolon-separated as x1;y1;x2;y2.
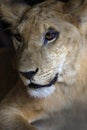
18;8;30;24
18;0;59;24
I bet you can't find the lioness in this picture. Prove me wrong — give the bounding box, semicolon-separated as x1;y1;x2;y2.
0;0;87;129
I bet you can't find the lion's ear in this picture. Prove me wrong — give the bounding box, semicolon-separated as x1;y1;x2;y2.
64;0;87;33
0;0;29;26
63;0;84;13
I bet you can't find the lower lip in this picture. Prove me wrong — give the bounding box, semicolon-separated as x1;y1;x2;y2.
29;73;58;89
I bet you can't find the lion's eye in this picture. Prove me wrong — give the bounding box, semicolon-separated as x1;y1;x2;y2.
13;33;23;50
44;28;60;45
14;33;22;42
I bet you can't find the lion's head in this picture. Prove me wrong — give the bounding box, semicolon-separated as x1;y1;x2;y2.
1;0;87;98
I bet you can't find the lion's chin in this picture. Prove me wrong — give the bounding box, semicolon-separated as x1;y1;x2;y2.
27;85;55;98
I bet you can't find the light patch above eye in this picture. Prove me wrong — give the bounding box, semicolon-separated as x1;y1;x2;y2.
44;28;60;45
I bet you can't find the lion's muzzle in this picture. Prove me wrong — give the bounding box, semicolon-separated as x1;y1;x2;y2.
19;69;58;89
29;73;58;89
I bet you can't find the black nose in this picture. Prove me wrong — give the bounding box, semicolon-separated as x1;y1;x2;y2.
19;68;38;80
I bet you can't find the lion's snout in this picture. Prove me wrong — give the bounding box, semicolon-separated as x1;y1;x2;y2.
19;68;39;80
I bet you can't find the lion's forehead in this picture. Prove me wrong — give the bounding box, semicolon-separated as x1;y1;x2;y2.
18;9;77;40
18;6;65;34
26;4;58;19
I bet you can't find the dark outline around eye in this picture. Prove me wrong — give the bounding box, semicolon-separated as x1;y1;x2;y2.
44;28;60;45
14;33;22;42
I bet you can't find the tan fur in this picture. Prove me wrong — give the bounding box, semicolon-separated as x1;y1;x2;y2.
0;0;87;129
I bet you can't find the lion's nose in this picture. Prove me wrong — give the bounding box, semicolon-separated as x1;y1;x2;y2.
19;68;38;80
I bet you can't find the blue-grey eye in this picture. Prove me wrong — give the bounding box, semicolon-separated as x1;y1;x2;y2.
44;28;60;45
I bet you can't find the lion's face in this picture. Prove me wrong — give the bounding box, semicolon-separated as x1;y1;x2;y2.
13;6;81;98
1;0;84;98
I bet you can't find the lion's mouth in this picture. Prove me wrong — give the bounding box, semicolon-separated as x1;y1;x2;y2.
20;69;58;89
29;73;58;89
